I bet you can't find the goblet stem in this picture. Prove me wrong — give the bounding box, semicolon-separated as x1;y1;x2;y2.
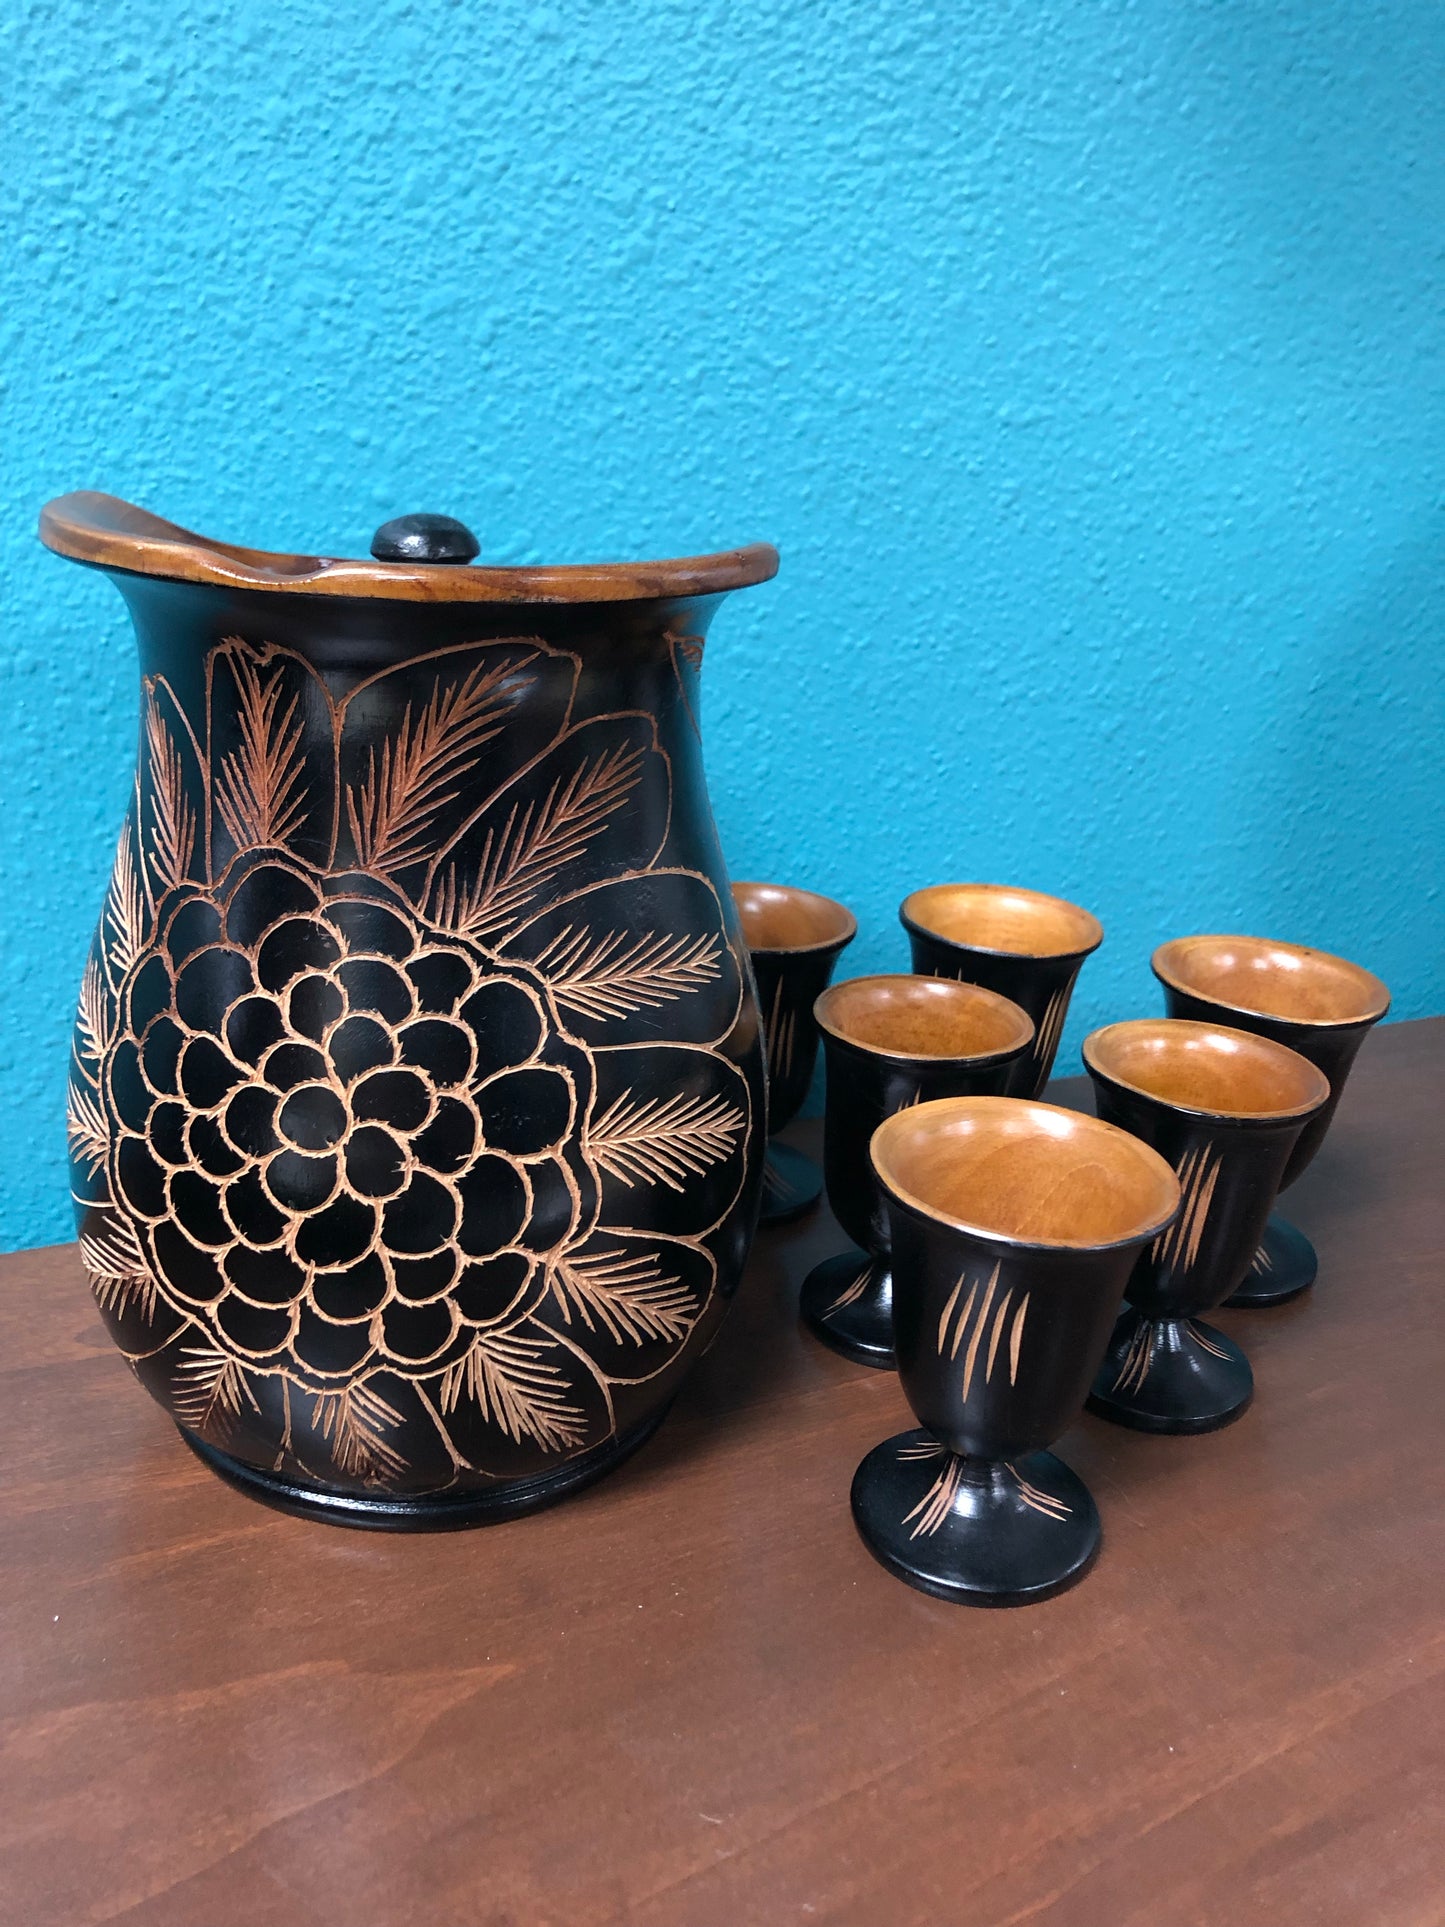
1224;1213;1318;1308
799;1250;894;1367
850;1430;1101;1606
1087;1308;1252;1434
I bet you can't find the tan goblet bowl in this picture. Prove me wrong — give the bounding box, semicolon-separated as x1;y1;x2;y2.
1152;935;1389;1028
1083;1019;1330;1121
815;974;1034;1062
901;883;1102;959
1152;933;1391;1307
871;1095;1180;1252
732;881;858;954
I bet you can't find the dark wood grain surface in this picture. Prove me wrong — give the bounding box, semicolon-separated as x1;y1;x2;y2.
3;1019;1442;1927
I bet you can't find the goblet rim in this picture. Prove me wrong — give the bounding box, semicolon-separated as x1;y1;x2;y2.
900;883;1104;962
871;1095;1180;1253
814;973;1035;1066
731;880;858;956
1084;1019;1332;1123
1151;934;1390;1029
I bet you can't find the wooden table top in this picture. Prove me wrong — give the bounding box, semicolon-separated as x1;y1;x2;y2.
3;1018;1442;1927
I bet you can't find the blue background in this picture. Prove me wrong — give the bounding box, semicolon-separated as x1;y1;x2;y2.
1;0;1441;1251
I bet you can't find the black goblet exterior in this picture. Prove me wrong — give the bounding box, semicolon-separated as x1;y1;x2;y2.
900;888;1101;1098
1154;941;1389;1306
734;885;856;1226
800;983;1032;1369
852;1098;1179;1607
1084;1023;1329;1432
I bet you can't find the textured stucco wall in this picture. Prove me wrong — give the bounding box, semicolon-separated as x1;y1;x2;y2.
1;0;1441;1251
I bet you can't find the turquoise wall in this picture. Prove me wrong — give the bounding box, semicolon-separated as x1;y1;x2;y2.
2;1;1441;1251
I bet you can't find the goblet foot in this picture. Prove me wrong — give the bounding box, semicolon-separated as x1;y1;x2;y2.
1087;1309;1252;1434
850;1430;1100;1607
800;1250;894;1367
180;1403;671;1531
759;1140;823;1226
1224;1213;1318;1308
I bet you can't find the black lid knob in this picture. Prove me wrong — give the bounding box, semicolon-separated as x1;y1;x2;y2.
370;513;480;564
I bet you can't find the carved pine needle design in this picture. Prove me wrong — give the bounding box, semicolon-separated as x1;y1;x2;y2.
72;629;747;1492
66;1079;110;1178
587;1089;743;1191
214;643;309;852
439;1329;588;1452
432;740;645;941
80;1217;157;1322
347;657;526;874
75;957;112;1070
897;1439;946;1462
143;690;196;894
1150;1145;1221;1277
310;1382;408;1480
104;826;146;980
172;1344;261;1439
546;1246;697;1345
936;1263;1029;1398
532;925;722;1023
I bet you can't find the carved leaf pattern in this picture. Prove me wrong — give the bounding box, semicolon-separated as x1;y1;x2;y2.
347;657;526;874
144;690;197;894
66;1079;110;1178
531;924;722;1022
546;1246;697;1345
439;1328;589;1452
214;643;309;852
310;1383;408;1480
80;1215;157;1322
73;629;748;1492
75;957;112;1070
172;1344;261;1437
431;741;645;941
587;1089;743;1191
104;826;146;980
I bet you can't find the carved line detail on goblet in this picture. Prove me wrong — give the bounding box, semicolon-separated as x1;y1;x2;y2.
897;1441;1072;1539
763;975;797;1086
1149;1144;1222;1277
1030;982;1071;1088
935;1263;1030;1394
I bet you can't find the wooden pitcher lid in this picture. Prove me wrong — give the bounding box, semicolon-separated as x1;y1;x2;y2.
39;491;779;605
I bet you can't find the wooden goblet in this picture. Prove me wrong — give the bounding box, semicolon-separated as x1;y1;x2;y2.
1153;937;1390;1306
852;1097;1179;1606
732;882;857;1225
800;976;1034;1368
900;884;1102;1097
1084;1019;1330;1433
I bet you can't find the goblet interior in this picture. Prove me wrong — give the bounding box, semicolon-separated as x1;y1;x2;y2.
901;884;1102;960
1153;935;1389;1028
732;881;857;954
871;1096;1179;1250
815;975;1033;1061
1084;1019;1330;1119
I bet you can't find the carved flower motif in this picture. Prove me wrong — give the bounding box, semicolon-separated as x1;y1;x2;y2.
69;634;756;1491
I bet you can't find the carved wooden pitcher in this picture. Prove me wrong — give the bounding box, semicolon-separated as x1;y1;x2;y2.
43;494;775;1528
